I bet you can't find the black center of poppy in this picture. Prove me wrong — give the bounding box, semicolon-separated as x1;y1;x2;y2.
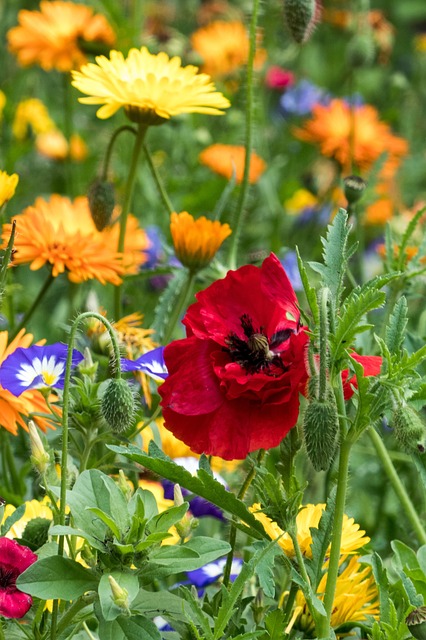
0;565;17;588
224;313;293;374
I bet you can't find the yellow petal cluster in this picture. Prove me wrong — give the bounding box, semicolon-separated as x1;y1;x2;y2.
72;47;231;122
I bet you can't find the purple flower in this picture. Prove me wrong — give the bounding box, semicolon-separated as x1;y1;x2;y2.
121;346;168;381
280;251;303;291
144;225;166;269
187;557;243;589
279;79;330;118
0;343;84;396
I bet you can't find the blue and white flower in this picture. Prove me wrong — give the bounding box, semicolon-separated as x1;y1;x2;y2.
186;557;243;589
0;343;84;396
121;346;168;381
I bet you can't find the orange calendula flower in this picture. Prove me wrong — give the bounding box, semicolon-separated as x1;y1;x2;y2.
0;330;60;435
199;143;266;184
35;130;68;160
191;20;266;78
170;211;232;271
294;99;408;179
1;195;148;285
7;1;116;72
0;171;19;207
250;503;370;559
71;46;231;124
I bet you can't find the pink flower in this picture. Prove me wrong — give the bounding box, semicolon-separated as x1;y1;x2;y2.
265;66;295;90
0;538;37;618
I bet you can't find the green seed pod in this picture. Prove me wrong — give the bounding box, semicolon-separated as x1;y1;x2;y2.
346;33;375;68
393;405;426;454
101;378;135;433
406;606;426;640
87;178;115;231
20;517;51;551
303;392;339;471
343;175;367;205
283;0;319;44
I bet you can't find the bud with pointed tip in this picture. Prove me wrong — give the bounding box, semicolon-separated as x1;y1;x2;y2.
393;405;426;454
303;391;339;471
101;378;135;433
88;179;115;231
108;575;130;613
283;0;322;44
28;420;50;475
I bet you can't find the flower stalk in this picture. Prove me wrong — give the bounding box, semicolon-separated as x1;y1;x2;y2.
162;269;196;344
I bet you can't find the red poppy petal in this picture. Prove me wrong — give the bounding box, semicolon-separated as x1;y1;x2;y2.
0;588;33;619
342;354;382;399
160;338;223;415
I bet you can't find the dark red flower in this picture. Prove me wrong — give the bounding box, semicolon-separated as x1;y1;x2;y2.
0;537;37;619
265;66;295;90
159;254;309;460
342;354;382;399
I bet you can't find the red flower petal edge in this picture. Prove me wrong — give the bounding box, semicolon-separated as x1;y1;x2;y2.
0;537;37;619
342;354;382;400
159;254;309;460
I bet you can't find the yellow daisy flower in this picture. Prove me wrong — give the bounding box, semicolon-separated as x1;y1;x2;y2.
12;98;56;140
284;555;379;635
2;498;53;539
250;503;370;559
71;46;231;123
170;211;231;271
0;171;19;207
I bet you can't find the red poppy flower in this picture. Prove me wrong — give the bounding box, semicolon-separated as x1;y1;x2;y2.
159;254;309;460
342;354;382;399
0;537;37;618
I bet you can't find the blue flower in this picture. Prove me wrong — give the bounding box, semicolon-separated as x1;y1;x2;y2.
121;346;168;381
186;557;243;589
0;343;84;396
279;79;330;118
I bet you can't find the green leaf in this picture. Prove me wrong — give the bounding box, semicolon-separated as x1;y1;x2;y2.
253;540;281;598
296;247;319;324
308;208;351;304
49;524;104;551
176;586;215;640
1;504;25;536
385;296;408;354
148;502;189;534
397;205;426;271
369;552;390;622
108;442;267;539
98;614;161;640
150;536;231;572
67;469;130;542
309;488;336;589
132;587;193;620
264;608;287;640
98;570;139;621
391;540;420;572
151;268;188;341
86;507;121;540
16;556;98;600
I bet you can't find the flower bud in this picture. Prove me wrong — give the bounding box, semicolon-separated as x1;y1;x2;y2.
101;378;135;433
393;405;426;454
117;469;133;501
78;347;98;379
346;33;375;68
87;178;115;231
283;0;321;44
303;392;339;471
28;420;50;475
108;575;130;612
173;484;185;507
406;606;426;640
343;175;367;205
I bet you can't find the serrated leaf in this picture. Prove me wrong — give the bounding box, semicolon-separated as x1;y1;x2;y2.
397;206;426;271
176;586;214;640
369;552;390;622
296;247;319;324
385;296;408;354
252;540;281;598
310;488;336;590
108;443;267;539
264;608;286;640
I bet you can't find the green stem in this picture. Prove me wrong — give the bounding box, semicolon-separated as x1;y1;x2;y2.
319;288;330;401
162;270;196;344
0;619;5;640
316;438;352;637
226;0;260;269
282;581;299;631
143;143;174;215
368;427;426;545
50;312;123;640
114;123;148;319
222;449;265;588
56;594;95;636
10;271;55;341
102;125;137;180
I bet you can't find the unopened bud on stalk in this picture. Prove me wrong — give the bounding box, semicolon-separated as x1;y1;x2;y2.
101;378;135;433
303;391;339;471
174;484;185;507
406;606;426;640
346;33;375;68
78;347;98;379
283;0;321;44
393;405;426;454
117;469;133;501
87;178;115;231
343;175;367;205
108;575;130;613
28;420;50;474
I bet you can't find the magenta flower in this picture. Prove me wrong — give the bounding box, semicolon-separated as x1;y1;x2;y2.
0;538;37;619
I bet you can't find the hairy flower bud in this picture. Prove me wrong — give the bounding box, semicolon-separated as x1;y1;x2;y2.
283;0;321;44
393;405;426;454
303;392;339;471
101;378;135;433
346;33;375;68
87;178;115;231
